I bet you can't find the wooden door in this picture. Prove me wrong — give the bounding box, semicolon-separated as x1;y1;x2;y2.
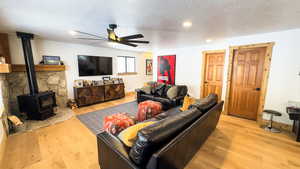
228;47;266;120
202;52;225;100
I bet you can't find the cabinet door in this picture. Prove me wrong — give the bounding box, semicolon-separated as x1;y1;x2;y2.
77;88;92;98
91;86;105;102
76;88;94;106
105;84;125;100
115;84;125;98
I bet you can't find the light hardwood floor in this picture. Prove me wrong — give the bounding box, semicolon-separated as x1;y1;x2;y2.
1;95;300;169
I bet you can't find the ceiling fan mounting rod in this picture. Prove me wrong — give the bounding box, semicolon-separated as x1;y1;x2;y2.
109;24;117;30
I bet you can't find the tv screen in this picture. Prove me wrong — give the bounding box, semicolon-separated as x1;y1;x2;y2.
78;55;113;76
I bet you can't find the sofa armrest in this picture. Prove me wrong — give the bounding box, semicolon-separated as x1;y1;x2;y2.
135;89;145;94
97;132;139;169
135;89;146;103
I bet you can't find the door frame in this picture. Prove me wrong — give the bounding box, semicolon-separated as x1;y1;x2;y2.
223;42;275;124
200;49;226;98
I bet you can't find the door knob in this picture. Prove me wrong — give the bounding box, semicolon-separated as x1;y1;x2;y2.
254;88;261;91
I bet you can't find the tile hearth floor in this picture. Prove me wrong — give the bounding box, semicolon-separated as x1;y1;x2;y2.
1;93;300;169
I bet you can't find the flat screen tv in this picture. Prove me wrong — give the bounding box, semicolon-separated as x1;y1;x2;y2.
78;55;113;76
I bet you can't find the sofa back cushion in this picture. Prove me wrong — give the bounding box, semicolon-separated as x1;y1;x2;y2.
152;83;165;96
177;85;188;97
140;86;152;94
166;86;178;99
129;107;203;166
189;93;218;113
163;84;172;97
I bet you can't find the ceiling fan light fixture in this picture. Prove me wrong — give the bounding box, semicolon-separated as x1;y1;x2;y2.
182;21;192;28
69;30;78;36
206;39;212;43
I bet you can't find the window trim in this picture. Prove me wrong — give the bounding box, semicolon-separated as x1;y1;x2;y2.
117;56;137;75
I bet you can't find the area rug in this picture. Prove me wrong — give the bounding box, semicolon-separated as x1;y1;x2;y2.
77;101;181;135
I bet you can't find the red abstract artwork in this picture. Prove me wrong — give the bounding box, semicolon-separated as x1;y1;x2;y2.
157;55;176;85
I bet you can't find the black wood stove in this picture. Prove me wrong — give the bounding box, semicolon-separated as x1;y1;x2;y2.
16;32;57;120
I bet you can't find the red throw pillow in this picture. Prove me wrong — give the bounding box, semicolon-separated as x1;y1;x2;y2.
103;113;135;135
137;101;163;122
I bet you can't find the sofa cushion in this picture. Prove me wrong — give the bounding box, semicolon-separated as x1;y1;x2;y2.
129;107;203;166
162;84;172;97
150;96;173;110
166;86;178;99
189;93;218;113
152;83;165;96
118;121;157;147
140;86;152;94
177;85;188;97
141;94;154;100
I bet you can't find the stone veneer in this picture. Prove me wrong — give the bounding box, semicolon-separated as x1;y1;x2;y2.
7;71;68;114
0;74;10;132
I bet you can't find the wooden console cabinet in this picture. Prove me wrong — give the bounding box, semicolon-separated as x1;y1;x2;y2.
74;83;125;107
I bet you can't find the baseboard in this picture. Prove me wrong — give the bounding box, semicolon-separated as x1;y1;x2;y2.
125;91;136;97
261;119;292;131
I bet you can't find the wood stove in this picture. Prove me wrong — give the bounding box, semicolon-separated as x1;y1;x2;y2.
16;32;57;120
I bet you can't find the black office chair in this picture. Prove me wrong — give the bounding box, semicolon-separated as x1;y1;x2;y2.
263;109;282;133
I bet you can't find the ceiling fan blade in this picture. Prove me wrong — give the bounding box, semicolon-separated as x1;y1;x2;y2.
73;31;106;40
117;41;138;47
76;38;106;40
120;34;144;40
124;40;149;44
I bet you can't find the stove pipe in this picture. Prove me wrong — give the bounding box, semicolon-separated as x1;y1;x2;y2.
16;32;39;95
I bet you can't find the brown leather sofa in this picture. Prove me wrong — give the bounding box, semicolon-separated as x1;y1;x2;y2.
97;94;224;169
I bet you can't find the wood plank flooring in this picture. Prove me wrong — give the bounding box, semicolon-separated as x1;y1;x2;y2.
1;94;300;169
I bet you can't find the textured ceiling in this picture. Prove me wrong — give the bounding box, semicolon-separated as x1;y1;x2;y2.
1;0;300;51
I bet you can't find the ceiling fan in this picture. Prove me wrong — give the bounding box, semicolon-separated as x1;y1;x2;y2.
72;24;150;47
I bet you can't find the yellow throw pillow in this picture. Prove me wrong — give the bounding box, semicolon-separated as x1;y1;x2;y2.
180;95;195;111
118;121;156;147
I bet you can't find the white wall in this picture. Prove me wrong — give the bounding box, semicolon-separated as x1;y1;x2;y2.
8;35;152;99
153;29;300;125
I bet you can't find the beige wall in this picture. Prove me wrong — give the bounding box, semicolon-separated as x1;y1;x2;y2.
8;35;152;98
153;29;300;125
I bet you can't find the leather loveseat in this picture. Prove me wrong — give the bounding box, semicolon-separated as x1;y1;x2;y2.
97;94;224;169
136;84;188;110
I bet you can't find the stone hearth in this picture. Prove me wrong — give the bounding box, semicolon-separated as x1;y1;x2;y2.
7;71;68;115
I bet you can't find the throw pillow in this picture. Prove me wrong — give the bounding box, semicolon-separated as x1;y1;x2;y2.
163;84;172;97
153;83;165;96
118;121;157;147
167;86;178;99
140;86;152;94
180;95;196;111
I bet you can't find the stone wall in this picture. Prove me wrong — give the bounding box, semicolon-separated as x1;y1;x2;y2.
0;75;10;116
7;71;68;114
0;74;9;132
0;74;9;169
